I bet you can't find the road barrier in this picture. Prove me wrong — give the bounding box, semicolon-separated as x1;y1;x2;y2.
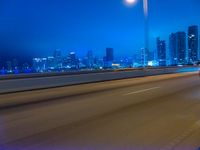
0;66;199;94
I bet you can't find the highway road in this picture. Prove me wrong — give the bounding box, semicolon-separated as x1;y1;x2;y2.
1;66;199;94
0;72;200;150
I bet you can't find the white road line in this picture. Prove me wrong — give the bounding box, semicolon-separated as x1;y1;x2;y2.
124;87;160;96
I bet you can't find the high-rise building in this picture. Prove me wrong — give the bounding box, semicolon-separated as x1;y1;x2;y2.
188;25;199;63
176;32;187;64
69;52;76;63
140;48;146;67
157;37;166;66
104;48;114;68
62;52;78;69
32;58;47;72
86;50;94;69
53;49;62;69
12;59;19;69
53;49;62;58
169;32;186;65
169;33;177;65
68;52;78;69
6;61;12;72
106;48;114;62
47;56;56;70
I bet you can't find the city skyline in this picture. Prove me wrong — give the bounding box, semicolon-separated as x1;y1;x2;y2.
0;0;200;64
1;23;199;63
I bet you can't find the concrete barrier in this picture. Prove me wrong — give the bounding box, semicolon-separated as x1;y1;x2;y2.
0;66;191;80
0;66;199;94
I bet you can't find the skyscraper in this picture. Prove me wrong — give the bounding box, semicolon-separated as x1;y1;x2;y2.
188;25;199;63
69;52;78;69
176;32;187;65
86;50;94;69
169;33;177;65
157;37;166;66
104;48;114;68
140;48;146;67
169;32;186;65
53;49;62;58
106;48;114;62
33;58;47;72
53;49;62;69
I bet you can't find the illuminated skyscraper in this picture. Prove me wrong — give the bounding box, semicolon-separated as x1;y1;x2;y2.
6;61;12;72
140;48;146;67
106;48;114;62
33;58;47;72
169;32;186;65
169;33;177;65
104;48;114;68
157;37;166;66
188;25;199;63
68;52;78;69
54;49;62;58
176;32;187;64
53;49;62;69
86;50;94;69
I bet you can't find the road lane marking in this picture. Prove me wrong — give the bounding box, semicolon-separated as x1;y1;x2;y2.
124;87;160;96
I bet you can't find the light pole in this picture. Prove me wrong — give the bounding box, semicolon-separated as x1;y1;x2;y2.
124;0;149;66
143;0;149;66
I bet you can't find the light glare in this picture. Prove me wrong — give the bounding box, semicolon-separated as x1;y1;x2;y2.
124;0;137;6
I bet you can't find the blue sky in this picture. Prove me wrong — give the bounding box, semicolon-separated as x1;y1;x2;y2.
0;0;200;63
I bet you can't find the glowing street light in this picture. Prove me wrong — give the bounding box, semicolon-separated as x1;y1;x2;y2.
124;0;149;66
124;0;137;6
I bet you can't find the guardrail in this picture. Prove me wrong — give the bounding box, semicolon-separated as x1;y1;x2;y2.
0;66;195;80
0;66;199;94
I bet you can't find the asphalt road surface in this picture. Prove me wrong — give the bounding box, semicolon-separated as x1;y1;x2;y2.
1;73;200;150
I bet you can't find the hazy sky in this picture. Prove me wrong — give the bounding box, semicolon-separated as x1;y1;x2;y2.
0;0;200;63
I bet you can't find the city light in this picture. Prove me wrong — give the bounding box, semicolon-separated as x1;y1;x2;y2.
0;1;200;75
124;0;137;6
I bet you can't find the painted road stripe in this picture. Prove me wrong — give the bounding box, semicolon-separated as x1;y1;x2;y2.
124;87;160;96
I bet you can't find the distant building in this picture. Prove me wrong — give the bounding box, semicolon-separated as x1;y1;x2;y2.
169;32;186;65
12;59;19;69
188;25;199;64
89;57;103;69
69;52;76;64
157;37;166;66
106;48;114;62
104;48;114;68
86;50;94;69
169;33;177;65
53;49;62;58
22;63;31;73
68;52;79;69
176;32;187;64
140;48;146;67
47;56;56;70
148;51;155;62
6;61;12;72
33;58;47;72
53;49;62;69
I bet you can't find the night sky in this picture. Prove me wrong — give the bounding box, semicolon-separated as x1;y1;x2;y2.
0;0;200;64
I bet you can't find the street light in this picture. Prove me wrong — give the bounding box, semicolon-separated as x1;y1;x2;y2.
124;0;137;6
143;0;149;66
125;0;149;66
